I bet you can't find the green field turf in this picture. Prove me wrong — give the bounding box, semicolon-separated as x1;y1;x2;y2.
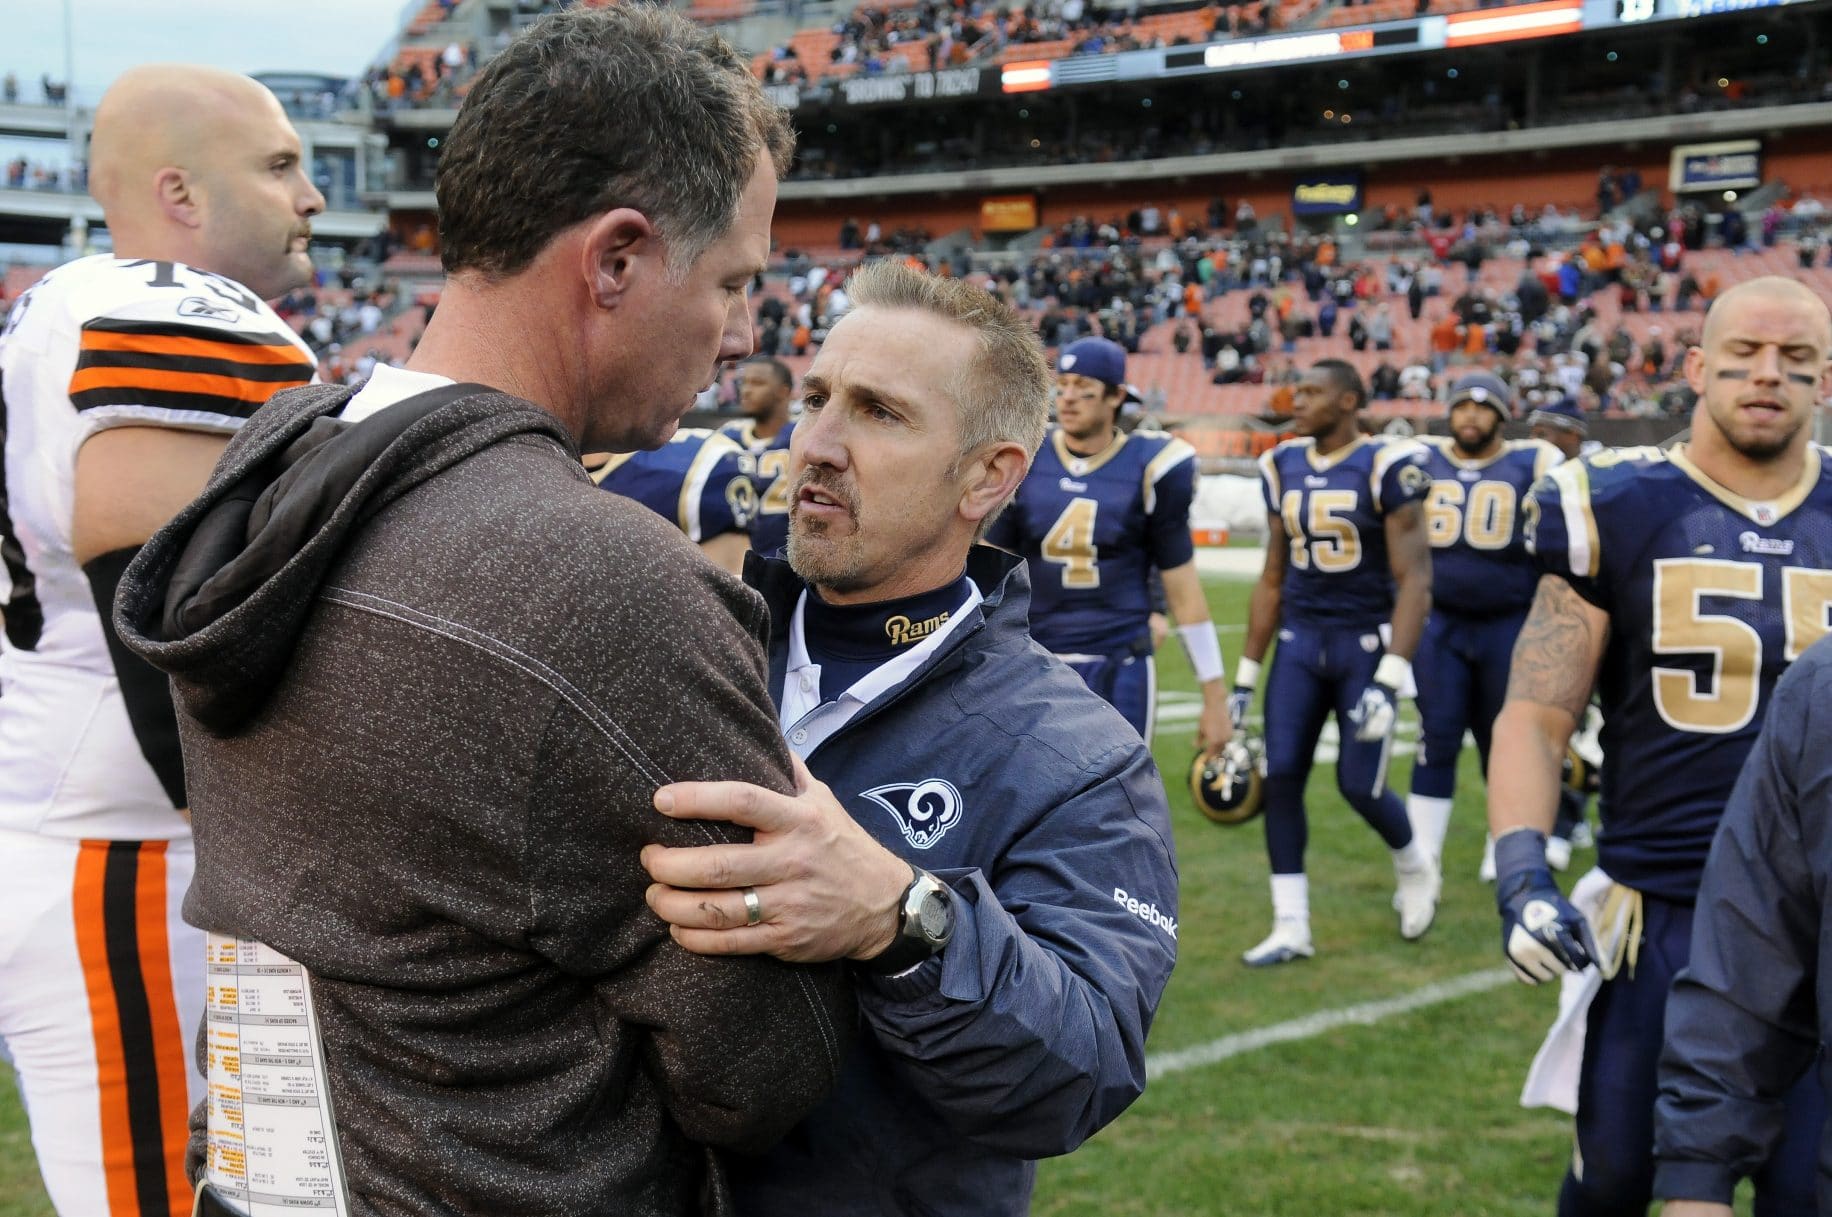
1027;573;1580;1217
0;573;1747;1216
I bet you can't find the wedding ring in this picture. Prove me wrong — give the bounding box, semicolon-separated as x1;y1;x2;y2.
741;886;763;926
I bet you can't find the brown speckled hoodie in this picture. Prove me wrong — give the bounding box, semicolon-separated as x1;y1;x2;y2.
115;381;850;1216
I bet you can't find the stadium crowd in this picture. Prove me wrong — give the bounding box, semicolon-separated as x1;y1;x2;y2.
758;0;1281;84
748;193;1830;423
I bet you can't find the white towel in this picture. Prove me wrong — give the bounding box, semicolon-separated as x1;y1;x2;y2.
1519;867;1625;1113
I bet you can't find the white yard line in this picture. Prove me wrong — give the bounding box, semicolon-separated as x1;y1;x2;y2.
1146;969;1516;1080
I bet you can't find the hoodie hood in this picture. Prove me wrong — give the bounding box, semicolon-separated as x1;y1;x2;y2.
115;380;578;734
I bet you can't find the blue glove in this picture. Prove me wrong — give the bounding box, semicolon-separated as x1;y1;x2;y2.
1493;828;1596;984
1347;681;1398;742
1227;685;1253;730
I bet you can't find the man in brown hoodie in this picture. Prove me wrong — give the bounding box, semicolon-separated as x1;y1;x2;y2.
115;8;849;1215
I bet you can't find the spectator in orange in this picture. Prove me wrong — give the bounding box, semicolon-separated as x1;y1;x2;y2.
1316;238;1337;268
1429;308;1460;372
1182;279;1202;318
1462;322;1486;357
1167;206;1186;239
1268;380;1295;416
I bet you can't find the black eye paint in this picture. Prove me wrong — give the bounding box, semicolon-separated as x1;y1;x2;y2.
1717;369;1750;380
1787;372;1817;385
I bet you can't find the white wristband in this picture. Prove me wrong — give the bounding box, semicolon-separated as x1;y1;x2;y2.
1374;652;1412;690
1234;657;1262;691
1177;623;1225;684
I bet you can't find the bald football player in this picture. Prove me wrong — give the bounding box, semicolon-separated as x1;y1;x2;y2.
0;65;320;1216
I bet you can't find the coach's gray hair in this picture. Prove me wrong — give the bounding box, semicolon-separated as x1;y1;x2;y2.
844;260;1051;508
435;5;794;280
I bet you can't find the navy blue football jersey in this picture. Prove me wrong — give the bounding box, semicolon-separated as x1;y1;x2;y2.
1260;435;1432;630
1527;443;1832;901
720;418;796;556
588;427;757;542
984;427;1197;655
1419;437;1561;617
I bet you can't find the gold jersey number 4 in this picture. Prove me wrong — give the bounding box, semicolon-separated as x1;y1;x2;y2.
1043;497;1101;589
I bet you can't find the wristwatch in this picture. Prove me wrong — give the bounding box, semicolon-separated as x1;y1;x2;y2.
858;867;954;975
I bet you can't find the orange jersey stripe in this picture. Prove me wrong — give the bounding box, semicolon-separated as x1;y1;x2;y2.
135;843;193;1217
73;841;140;1217
69;365;311;404
80;328;312;368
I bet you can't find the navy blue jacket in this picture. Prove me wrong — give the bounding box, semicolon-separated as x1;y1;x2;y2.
729;546;1179;1216
1654;635;1832;1207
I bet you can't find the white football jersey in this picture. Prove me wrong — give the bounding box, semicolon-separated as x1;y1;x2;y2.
0;256;315;839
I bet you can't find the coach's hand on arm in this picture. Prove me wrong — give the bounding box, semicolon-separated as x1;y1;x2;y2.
643;754;914;964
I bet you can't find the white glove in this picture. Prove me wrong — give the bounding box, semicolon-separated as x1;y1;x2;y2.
1348;681;1398;742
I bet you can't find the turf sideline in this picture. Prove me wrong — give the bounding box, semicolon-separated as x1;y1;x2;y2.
1146;968;1516;1080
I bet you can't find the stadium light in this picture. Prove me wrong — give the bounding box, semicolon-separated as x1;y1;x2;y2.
1001;62;1052;93
1444;1;1584;47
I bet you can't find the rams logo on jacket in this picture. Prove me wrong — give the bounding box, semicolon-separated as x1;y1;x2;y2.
862;780;963;850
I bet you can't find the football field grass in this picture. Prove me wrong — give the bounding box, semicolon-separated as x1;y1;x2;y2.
0;570;1721;1216
1029;572;1583;1217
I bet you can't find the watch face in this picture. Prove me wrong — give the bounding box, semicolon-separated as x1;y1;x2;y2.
916;888;952;942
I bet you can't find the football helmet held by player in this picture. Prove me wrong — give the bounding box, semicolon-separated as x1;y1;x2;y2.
1190;731;1265;826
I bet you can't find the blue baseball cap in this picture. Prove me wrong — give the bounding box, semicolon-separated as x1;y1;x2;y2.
1529;396;1588;435
1058;337;1141;402
1446;370;1513;419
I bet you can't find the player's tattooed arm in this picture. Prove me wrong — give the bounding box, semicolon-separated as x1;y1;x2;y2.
1488;574;1609;837
1505;574;1608;720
